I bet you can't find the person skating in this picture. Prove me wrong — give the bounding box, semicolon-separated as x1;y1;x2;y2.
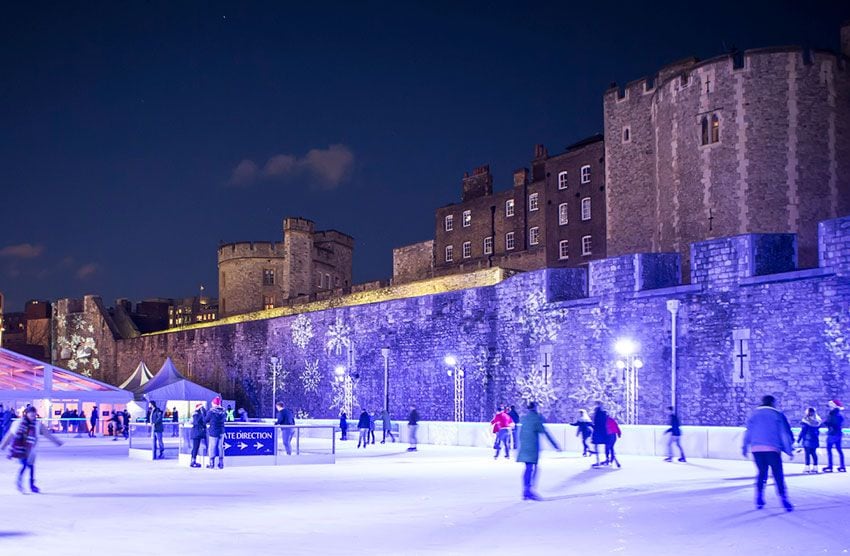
190;403;207;468
742;395;795;511
339;411;348;441
357;409;371;449
822;399;845;473
517;402;562;501
275;401;295;455
206;397;227;468
507;405;521;449
664;406;686;463
797;407;821;473
407;406;420;452
569;409;594;456
591;401;608;467
1;405;63;493
605;415;622;468
171;407;180;437
89;406;98;438
150;401;164;459
380;409;395;443
370;410;378;444
490;406;514;459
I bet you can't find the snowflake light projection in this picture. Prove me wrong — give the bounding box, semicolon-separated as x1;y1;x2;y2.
516;365;558;406
295;409;311;420
55;315;100;377
568;362;624;418
291;314;314;350
325;316;351;355
824;317;850;363
301;359;321;393
330;374;358;418
517;291;560;344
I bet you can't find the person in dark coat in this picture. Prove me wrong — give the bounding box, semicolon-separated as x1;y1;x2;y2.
89;406;99;438
190;403;207;468
206;397;228;468
822;399;845;472
339;411;348;440
517;402;561;501
591;401;608;467
664;406;686;463
122;409;131;439
507;405;521;449
569;409;594;456
171;407;180;437
357;409;371;449
742;395;794;511
275;401;295;455
370;411;379;444
150;401;164;459
380;409;395;443
110;411;123;441
407;406;420;452
797;407;821;473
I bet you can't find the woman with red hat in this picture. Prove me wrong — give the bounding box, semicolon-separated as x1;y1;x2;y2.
823;399;845;473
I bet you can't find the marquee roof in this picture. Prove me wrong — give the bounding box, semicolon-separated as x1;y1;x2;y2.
0;347;132;402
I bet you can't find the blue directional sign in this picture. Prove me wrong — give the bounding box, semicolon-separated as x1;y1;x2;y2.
222;426;275;456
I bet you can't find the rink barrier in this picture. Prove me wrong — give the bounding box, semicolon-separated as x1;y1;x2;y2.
300;420;848;461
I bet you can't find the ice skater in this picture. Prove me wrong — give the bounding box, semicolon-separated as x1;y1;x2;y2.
822;399;845;473
89;405;98;437
357;409;371;449
1;405;63;493
380;409;395;443
339;411;348;441
206;397;227;468
742;395;794;511
490;406;514;459
275;401;295;455
171;407;180;436
797;407;821;473
507;405;521;449
605;414;622;468
407;406;420;452
190;403;207;468
569;409;594;456
664;406;686;463
150;401;164;459
517;402;561;501
591;401;608;467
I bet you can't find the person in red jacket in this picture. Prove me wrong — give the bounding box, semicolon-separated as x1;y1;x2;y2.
490;406;514;459
605;415;622;468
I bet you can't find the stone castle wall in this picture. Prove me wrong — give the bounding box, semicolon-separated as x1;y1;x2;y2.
605;47;850;277
89;216;850;428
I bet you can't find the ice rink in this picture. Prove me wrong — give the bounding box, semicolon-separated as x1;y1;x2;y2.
1;437;848;555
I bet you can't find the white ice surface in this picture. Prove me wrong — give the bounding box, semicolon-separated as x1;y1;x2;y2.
1;437;848;555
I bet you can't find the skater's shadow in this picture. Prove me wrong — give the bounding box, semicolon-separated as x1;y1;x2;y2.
551;466;609;493
52;492;245;498
0;532;30;538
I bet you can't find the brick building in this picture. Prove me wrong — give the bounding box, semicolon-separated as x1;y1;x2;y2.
394;136;606;283
604;22;850;277
218;217;354;317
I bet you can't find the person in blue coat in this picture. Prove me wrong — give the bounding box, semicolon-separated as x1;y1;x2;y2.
357;409;371;449
742;395;794;511
569;409;594;457
822;399;845;473
797;407;821;474
591;401;608;467
339;411;348;441
664;406;686;463
205;397;228;469
517;402;561;501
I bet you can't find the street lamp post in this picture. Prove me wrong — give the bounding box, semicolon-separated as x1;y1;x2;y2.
666;300;680;410
334;365;354;418
381;348;390;414
269;356;282;419
444;355;465;422
615;339;644;424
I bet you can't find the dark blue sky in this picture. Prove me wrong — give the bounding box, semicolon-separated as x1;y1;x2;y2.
1;1;847;311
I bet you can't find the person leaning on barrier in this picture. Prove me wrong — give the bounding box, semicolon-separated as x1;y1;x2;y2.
150;402;165;459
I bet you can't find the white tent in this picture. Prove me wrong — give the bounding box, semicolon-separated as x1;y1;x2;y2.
119;361;153;393
140;357;219;405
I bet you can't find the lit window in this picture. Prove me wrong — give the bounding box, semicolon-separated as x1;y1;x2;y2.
445;214;454;231
580;165;591;184
582;235;592;256
581;198;591;221
558;171;568;190
263;295;275;310
711;114;720;143
529;193;539;212
506;232;515;251
559;203;569;225
263;268;275;286
462;241;471;258
505;199;515;217
483;236;493;255
559;240;569;260
462;210;471;227
529;227;540;246
445;245;454;262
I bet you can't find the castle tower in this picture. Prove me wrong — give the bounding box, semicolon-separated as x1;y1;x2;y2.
282;217;316;299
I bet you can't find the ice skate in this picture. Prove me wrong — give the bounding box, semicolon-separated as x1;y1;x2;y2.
663;457;672;462
756;495;765;509
823;466;833;473
15;476;23;493
782;498;794;512
803;465;810;473
678;457;686;463
30;484;39;494
207;458;216;469
839;467;847;472
523;491;542;501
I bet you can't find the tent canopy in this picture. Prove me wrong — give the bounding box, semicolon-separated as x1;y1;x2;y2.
141;357;219;403
119;361;153;392
0;347;132;403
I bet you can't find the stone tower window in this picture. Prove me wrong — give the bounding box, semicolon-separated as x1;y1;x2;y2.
622;126;631;143
710;114;720;143
581;235;592;256
262;268;275;286
528;193;539;212
700;116;709;146
558;171;568;190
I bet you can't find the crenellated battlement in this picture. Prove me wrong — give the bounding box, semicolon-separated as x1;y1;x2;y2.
217;241;285;263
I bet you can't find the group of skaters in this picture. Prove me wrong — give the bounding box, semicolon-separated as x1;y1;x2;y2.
338;408;398;447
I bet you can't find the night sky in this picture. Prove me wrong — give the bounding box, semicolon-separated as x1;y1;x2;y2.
1;1;847;311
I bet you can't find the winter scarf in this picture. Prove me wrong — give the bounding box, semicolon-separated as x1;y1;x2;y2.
9;417;37;460
802;415;821;428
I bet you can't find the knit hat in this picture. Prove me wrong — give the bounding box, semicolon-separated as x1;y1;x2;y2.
212;396;222;406
829;399;844;410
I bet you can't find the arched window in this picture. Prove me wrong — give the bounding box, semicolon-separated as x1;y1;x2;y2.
711;114;720;143
700;116;709;146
